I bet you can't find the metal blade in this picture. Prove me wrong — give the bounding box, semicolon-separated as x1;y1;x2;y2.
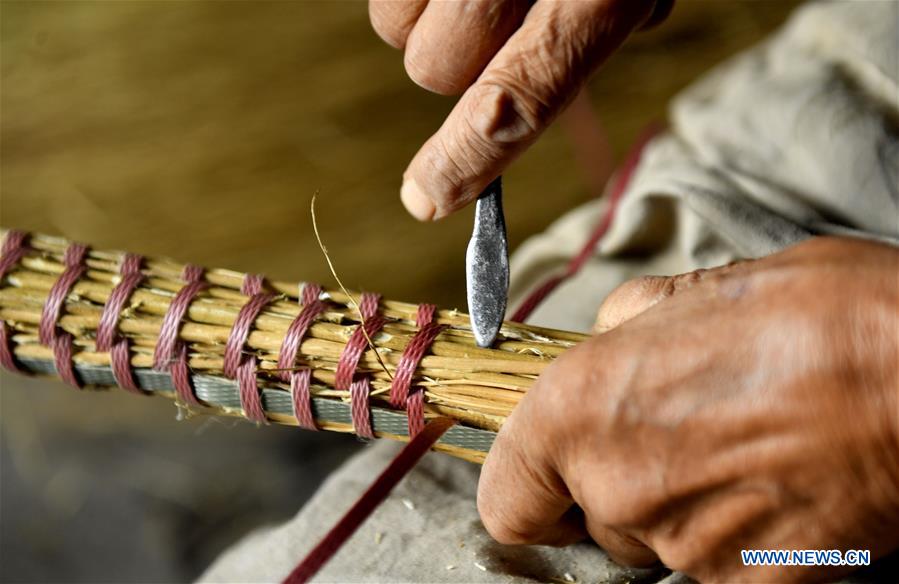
466;176;509;348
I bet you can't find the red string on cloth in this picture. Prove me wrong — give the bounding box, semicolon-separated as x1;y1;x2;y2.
389;303;444;437
282;417;456;584
224;273;277;424
153;264;208;406
510;124;662;323
96;253;145;394
278;283;327;430
38;243;89;389
0;230;31;374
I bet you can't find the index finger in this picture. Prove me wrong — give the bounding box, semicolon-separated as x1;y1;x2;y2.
369;0;428;49
401;0;659;220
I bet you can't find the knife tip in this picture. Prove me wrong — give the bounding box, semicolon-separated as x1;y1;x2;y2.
473;326;499;349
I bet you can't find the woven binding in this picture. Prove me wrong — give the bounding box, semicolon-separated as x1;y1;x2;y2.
38;243;88;388
0;230;30;374
96;253;145;393
279;283;326;429
154;264;208;406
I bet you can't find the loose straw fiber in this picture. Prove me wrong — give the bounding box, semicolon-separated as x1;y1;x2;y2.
0;230;586;463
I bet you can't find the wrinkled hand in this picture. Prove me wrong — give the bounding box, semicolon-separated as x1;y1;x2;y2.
478;237;899;582
369;0;673;220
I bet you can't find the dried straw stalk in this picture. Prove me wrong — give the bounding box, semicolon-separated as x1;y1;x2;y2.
0;230;586;462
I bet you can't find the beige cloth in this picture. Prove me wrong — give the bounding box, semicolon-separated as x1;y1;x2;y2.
201;2;899;582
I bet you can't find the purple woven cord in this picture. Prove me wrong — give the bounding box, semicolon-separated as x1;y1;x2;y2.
222;273;275;378
278;284;326;430
290;368;317;430
96;253;147;394
96;253;144;351
277;284;325;383
223;273;276;423
38;243;88;345
388;304;443;437
333;293;385;391
52;333;81;388
237;355;266;423
36;243;89;390
0;230;29;281
0;322;21;374
0;231;31;373
350;377;375;439
167;343;199;406
153;265;207;406
152;265;207;371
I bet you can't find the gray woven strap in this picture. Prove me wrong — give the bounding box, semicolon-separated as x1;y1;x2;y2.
17;357;496;454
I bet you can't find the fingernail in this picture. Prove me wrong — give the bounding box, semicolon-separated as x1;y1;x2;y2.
401;178;436;221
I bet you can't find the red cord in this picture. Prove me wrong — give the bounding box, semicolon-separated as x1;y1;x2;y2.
332;293;389;437
510;124;662;323
389;304;444;437
97;253;145;394
39;243;89;389
0;230;30;374
154;264;208;406
282;418;456;584
279;283;327;430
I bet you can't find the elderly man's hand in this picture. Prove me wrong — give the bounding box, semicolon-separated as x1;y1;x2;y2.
369;0;673;221
478;237;899;582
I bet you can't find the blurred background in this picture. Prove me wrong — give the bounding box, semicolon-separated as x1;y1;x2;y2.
1;2;801;581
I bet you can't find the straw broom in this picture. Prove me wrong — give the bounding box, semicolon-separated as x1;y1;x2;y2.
0;229;587;463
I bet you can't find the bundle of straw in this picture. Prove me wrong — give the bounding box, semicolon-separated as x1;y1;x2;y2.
0;229;586;463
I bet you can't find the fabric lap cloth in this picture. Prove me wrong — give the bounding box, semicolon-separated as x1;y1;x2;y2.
199;3;898;583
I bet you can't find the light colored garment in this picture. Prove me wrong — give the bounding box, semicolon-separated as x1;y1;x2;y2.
200;2;899;582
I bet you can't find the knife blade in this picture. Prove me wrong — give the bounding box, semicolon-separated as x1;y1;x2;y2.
466;176;509;348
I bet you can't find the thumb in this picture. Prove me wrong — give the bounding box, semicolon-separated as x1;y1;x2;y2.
594;261;751;334
401;0;658;221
